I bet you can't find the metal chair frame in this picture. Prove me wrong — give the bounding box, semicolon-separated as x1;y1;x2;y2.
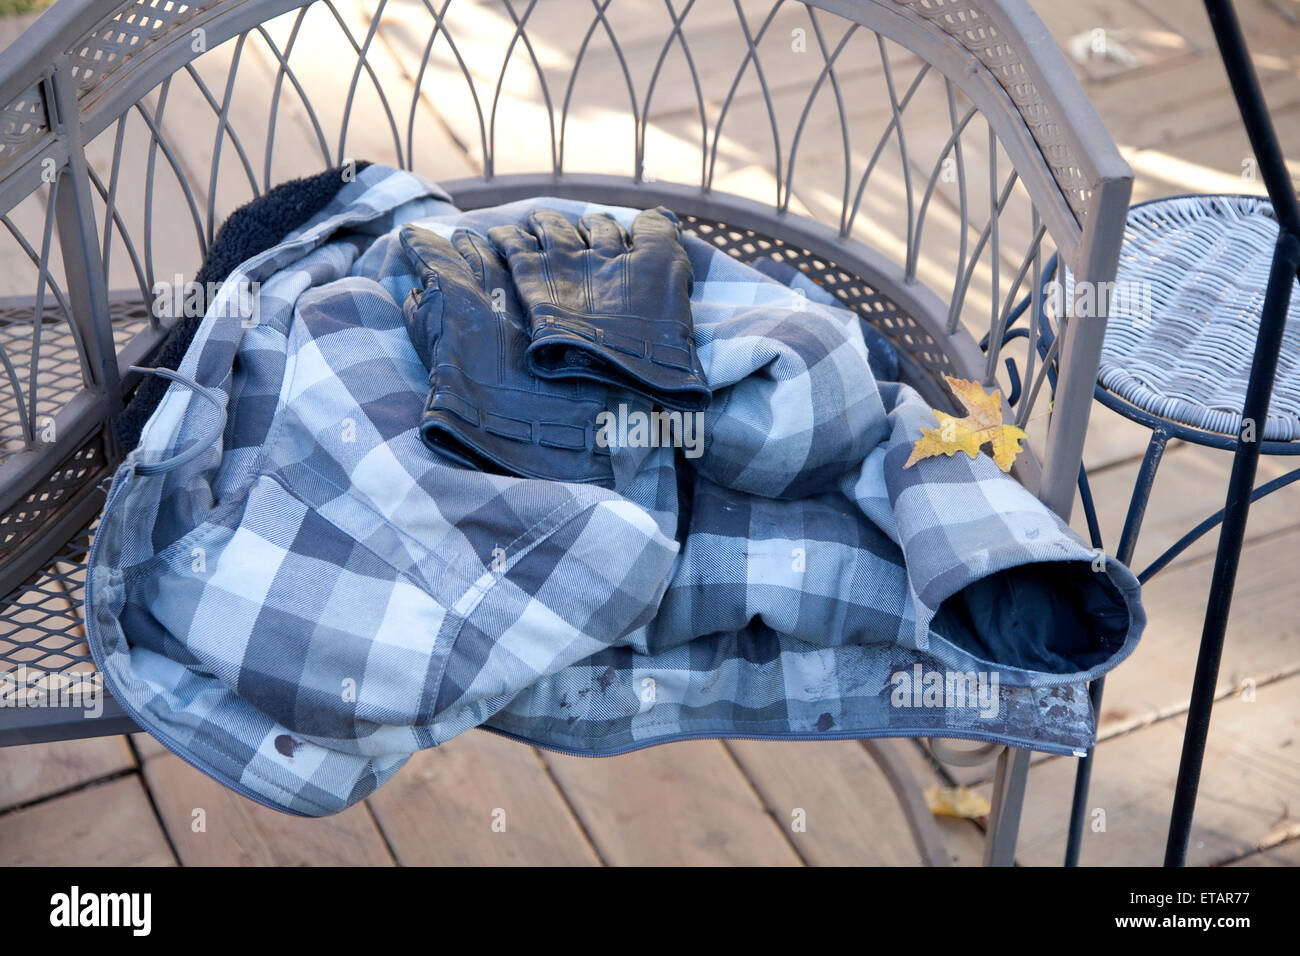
1040;0;1300;867
1007;236;1299;864
0;0;1135;866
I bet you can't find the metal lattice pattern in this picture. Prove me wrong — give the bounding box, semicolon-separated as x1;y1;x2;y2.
67;0;219;96
0;1;1102;220
0;523;98;690
684;214;957;391
46;0;1067;421
0;0;1123;500
0;82;47;158
894;0;1092;225
0;1;224;163
0;437;105;559
0;297;149;456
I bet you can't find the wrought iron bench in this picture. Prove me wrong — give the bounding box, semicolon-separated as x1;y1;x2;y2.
0;0;1133;865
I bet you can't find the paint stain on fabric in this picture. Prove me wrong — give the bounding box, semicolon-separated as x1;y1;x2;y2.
816;712;835;732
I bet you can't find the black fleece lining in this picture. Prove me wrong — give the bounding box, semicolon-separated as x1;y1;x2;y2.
115;162;371;453
930;561;1130;675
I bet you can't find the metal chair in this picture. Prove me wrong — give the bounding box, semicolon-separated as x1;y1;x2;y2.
0;0;1134;865
1027;0;1300;867
1029;193;1300;863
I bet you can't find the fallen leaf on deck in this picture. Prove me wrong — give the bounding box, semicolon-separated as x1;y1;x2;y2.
904;375;1027;473
924;784;992;819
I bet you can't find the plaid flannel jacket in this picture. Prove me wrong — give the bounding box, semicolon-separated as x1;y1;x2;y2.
86;166;1143;815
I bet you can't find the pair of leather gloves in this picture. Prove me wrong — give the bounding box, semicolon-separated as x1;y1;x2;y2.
399;207;709;485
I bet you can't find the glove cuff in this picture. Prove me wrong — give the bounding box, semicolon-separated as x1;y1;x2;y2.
419;366;614;485
526;303;711;412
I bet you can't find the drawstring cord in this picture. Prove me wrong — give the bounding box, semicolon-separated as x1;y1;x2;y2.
126;366;228;476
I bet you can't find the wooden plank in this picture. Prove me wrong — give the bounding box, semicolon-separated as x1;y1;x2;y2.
1228;837;1300;867
1071;441;1300;575
892;739;994;865
544;738;803;865
0;775;175;866
364;730;599;866
131;731;168;762
980;671;1300;866
1081;55;1300;153
140;751;394;866
0;736;135;811
724;738;927;865
1031;0;1201;84
1098;525;1300;738
1123;102;1300;205
1136;0;1300;60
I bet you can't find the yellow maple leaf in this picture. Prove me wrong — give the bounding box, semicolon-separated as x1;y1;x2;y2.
923;784;992;819
903;375;1027;473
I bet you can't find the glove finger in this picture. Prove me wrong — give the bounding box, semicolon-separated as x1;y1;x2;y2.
487;222;540;263
628;206;693;297
577;213;629;257
399;225;474;371
398;224;475;286
488;222;553;313
526;207;586;252
627;206;682;253
525;208;589;279
452;229;515;307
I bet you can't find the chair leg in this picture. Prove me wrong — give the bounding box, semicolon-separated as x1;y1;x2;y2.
983;746;1031;866
862;739;952;866
1063;675;1106;864
1064;428;1168;865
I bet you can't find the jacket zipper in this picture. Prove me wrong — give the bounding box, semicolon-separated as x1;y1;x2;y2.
479;723;1079;759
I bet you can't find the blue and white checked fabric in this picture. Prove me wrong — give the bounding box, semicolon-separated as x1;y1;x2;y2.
86;166;1144;816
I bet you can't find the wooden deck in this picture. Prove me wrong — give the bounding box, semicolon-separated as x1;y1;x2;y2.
2;0;1300;866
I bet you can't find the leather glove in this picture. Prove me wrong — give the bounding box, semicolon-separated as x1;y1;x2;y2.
398;224;614;485
489;206;711;412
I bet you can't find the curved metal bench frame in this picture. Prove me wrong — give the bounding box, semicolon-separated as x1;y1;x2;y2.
0;0;1133;866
